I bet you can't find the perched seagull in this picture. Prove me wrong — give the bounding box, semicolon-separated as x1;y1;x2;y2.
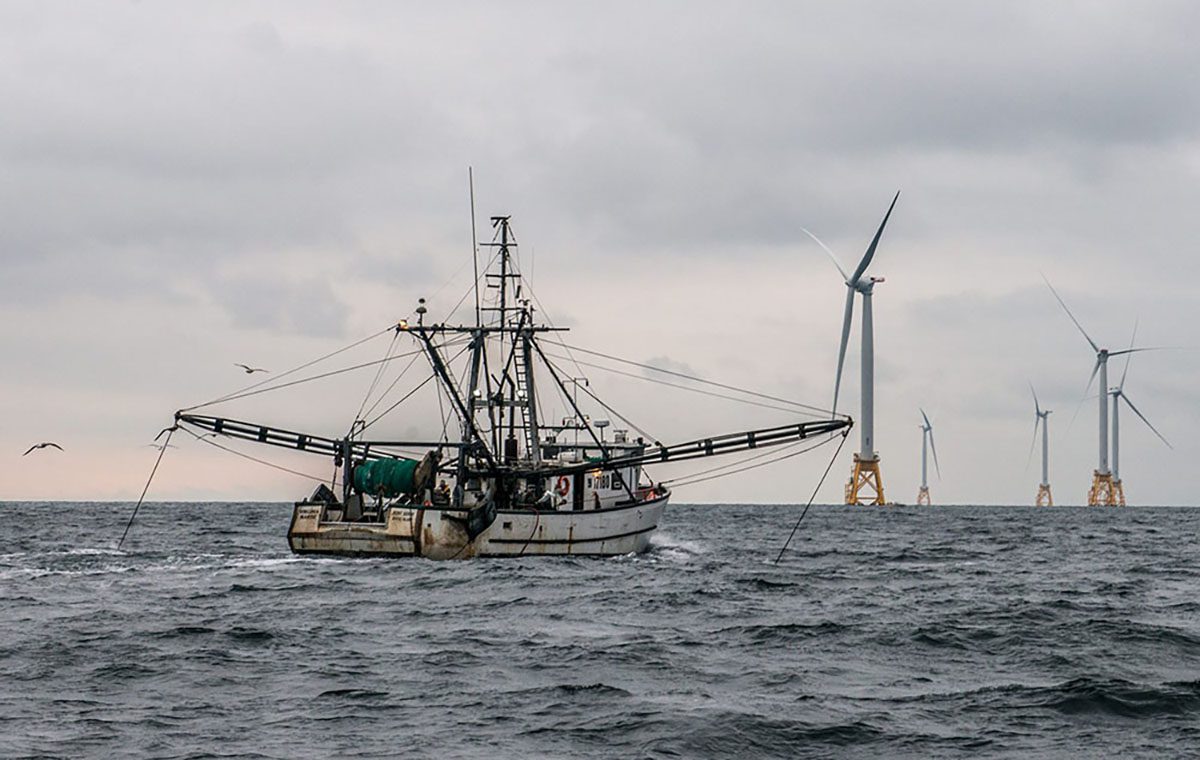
234;363;269;374
23;442;64;456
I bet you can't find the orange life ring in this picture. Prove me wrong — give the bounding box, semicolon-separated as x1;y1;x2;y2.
555;476;570;497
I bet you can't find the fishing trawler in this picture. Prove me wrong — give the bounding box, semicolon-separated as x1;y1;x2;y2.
174;215;850;559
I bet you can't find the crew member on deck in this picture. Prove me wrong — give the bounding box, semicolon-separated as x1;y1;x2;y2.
434;479;451;504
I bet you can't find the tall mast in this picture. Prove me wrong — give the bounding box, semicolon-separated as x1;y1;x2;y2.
521;321;541;465
496;217;515;462
470;167;480;329
482;215;545;464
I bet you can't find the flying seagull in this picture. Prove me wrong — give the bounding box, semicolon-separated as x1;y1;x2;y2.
234;363;269;374
23;442;63;456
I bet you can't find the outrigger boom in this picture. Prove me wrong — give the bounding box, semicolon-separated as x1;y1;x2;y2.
174;412;850;478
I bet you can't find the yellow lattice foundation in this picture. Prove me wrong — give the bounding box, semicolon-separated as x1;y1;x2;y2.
1112;480;1126;507
1088;471;1118;506
845;454;885;505
1036;483;1053;507
916;486;930;506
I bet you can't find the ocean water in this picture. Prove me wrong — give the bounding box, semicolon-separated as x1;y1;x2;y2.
1;502;1198;759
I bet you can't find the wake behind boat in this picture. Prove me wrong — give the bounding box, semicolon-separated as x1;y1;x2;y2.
171;214;850;559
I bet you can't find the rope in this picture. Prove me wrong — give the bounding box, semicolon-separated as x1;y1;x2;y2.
542;352;809;415
438;247;502;326
774;429;850;564
539;353;659;445
355;329;401;423
184;347;430;409
546;339;837;417
360;374;437;431
518;505;541;557
519;274;590;382
181;325;396;412
660;438;808;487
360;339;473;431
362;351;424;420
666;433;838;489
117;426;175;549
180;426;339;485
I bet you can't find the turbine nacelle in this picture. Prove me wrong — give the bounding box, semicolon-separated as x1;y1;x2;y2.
854;276;885;294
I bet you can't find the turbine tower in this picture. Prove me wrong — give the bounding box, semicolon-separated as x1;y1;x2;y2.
1029;384;1052;506
1044;279;1149;506
1109;325;1172;506
805;192;900;505
916;408;940;505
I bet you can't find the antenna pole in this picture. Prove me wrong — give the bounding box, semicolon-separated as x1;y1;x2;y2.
469;167;480;328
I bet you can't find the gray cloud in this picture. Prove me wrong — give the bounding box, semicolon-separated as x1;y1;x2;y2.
211;274;349;338
2;1;1198;502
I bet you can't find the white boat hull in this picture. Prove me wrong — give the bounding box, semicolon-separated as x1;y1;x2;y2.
287;490;670;559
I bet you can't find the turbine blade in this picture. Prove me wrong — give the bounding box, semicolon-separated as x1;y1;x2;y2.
832;286;855;413
1118;318;1138;392
1042;276;1099;353
1120;393;1172;449
920;407;932;429
1025;415;1039;474
1084;355;1102;396
1029;382;1041;416
1108;347;1171;357
801;227;849;282
1065;392;1092;434
847;191;900;286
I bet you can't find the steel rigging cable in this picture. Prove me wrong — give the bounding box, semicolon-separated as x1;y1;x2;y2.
181;325;398;412
664;432;841;489
180;425;339;485
774;429;850;564
541;351;809;416
117;426;176;550
545;339;839;417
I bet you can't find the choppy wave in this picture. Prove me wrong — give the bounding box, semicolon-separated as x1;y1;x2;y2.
1;502;1198;759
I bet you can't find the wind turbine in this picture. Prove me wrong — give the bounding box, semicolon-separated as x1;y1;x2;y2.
1029;384;1052;506
916;408;940;505
1109;323;1172;506
1044;279;1154;505
803;192;900;505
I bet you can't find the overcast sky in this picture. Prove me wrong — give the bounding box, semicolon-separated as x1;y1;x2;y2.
3;1;1198;504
